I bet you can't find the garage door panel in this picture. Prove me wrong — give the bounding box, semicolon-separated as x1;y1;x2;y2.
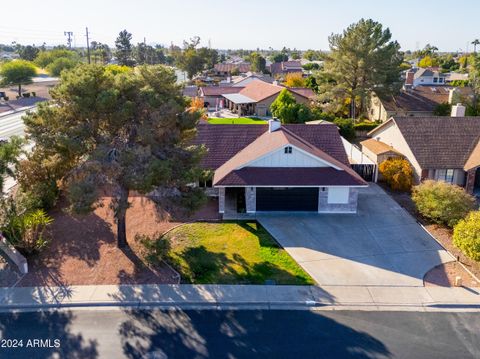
256;188;318;211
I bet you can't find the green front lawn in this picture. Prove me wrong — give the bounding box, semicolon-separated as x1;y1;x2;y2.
160;221;313;285
207;117;267;125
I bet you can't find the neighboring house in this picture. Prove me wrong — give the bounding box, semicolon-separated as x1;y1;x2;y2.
198;86;244;109
407;68;447;87
221;80;316;117
214;63;251;76
445;72;469;84
369;76;474;122
193;120;368;216
230;73;274;87
366;116;480;194
269;61;303;78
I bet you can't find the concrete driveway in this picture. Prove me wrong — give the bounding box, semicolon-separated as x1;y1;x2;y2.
257;184;454;286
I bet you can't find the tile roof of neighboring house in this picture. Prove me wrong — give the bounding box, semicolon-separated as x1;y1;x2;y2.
371;116;480;169
238;80;283;102
381;86;454;112
288;87;316;100
269;61;303;76
193;123;351;170
212;126;366;186
360;138;403;156
216;167;366;186
200;86;243;96
182;86;198;97
214;63;251;73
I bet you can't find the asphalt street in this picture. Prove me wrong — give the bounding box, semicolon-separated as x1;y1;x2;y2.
0;309;478;359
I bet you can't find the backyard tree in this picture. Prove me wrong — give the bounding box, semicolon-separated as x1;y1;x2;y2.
20;64;205;248
284;72;306;87
320;19;403;118
0;60;37;96
271;89;311;123
115;29;134;66
453;211;480;261
412;180;476;227
249;52;266;73
378;158;413;191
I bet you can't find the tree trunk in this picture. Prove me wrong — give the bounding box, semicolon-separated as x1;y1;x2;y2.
350;96;356;120
18;84;22;97
116;187;129;248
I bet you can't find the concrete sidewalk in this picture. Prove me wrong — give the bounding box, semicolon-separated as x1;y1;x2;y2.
0;284;478;312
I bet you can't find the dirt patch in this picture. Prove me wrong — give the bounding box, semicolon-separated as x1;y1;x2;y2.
0;80;57;114
17;195;220;287
424;262;479;287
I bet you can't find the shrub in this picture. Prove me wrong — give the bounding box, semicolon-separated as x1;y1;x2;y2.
353;121;380;132
46;57;77;76
453;211;480;261
378;158;413;191
135;233;171;265
333;118;355;140
0;198;53;254
433;102;451;116
412;180;476;227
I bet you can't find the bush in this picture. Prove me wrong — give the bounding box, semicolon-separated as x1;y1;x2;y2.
412;180;476;227
333;118;355;140
46;57;78;77
433;102;451;116
135;233;171;265
0;196;53;254
353;121;380;132
453;211;480;261
378;158;413;191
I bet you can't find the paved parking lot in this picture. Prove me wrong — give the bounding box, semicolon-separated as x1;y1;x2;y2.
257;184;454;286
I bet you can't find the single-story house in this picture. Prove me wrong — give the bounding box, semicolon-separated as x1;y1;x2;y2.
407;68;447;87
198;86;244;109
214;63;251;77
222;80;316;117
193;120;368;216
367;116;480;194
369;85;474;122
269;61;303;78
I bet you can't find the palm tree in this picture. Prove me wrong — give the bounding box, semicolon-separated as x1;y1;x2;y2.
472;39;480;54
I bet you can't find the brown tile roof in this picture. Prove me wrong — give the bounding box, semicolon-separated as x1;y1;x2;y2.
193;123;350;170
389;117;480;169
360;138;402;156
200;86;243;96
382;86;450;112
216;167;366;186
239;80;283;102
214;63;251;73
288;87;316;100
269;61;303;76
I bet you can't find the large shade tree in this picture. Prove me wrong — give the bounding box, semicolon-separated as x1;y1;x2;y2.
320;19;403;118
0;60;37;96
21;64;204;247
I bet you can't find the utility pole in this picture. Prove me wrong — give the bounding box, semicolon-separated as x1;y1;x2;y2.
85;27;91;64
64;31;73;49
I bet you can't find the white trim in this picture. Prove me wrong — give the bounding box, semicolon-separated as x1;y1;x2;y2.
237;143;342;171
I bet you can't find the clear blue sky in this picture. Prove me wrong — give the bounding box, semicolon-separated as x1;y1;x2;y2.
1;0;478;51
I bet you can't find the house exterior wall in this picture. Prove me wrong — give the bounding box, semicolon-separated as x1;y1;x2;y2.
253;92;310;117
370;121;423;183
413;76;445;87
218;187;225;213
247;146;329;167
430;168;465;186
318;187;358;213
465;168;477;193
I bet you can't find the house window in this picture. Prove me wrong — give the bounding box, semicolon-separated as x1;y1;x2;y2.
436;169;455;183
199;179;213;188
284;146;293;154
433;77;438;83
439;78;444;83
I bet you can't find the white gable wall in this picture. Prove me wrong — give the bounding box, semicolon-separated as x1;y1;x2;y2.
246;146;331;168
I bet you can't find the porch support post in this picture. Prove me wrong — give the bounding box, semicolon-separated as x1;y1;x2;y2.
218;187;225;213
245;187;256;213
